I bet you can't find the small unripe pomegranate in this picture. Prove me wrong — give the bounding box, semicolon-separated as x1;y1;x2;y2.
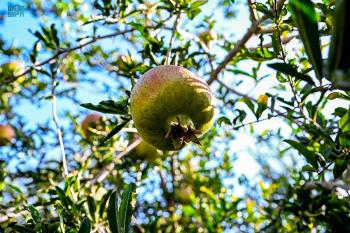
130;139;161;162
175;183;193;205
198;30;217;46
0;124;15;146
116;54;135;71
130;65;215;151
81;114;103;138
0;62;23;80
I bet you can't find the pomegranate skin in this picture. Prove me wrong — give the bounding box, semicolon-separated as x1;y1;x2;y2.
0;124;15;146
130;65;215;151
81;114;102;138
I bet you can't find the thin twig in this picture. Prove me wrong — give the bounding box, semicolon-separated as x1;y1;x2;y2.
233;110;294;129
303;181;350;190
247;0;257;22
248;35;296;50
165;7;182;65
51;73;78;203
316;153;345;177
5;29;135;85
272;0;321;130
89;138;142;186
170;154;176;231
207;0;287;85
51;75;68;178
217;79;303;127
207;15;269;85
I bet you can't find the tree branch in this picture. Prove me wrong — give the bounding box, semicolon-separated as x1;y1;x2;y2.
88;138;142;186
303;181;350;190
217;79;303;127
5;29;135;84
165;7;182;65
207;0;287;85
51;74;68;178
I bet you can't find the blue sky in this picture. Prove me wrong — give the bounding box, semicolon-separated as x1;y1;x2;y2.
0;0;293;191
2;0;347;200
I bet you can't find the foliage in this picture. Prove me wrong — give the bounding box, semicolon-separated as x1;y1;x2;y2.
0;0;349;232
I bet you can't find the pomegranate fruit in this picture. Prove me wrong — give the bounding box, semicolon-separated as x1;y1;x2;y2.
175;183;193;205
0;124;15;146
130;139;161;162
0;62;23;80
198;30;217;46
130;65;215;151
81;114;103;138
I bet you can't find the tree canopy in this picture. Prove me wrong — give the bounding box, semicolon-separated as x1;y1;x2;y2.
0;0;349;232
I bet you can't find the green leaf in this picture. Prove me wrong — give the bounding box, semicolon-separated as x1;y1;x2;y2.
107;191;119;233
100;190;113;218
268;63;315;85
87;196;97;222
217;116;232;126
55;186;70;208
256;95;268;120
289;0;322;80
50;24;60;47
339;132;350;146
285;140;318;169
239;97;255;114
100;120;130;145
333;158;349;178
255;3;273;18
118;183;136;233
9;225;35;233
271;31;282;56
327;92;350;101
232;109;247;126
27;205;40;222
302;165;317;172
339;109;350;133
328;0;350;81
78;218;91;233
190;0;207;9
80;99;129;115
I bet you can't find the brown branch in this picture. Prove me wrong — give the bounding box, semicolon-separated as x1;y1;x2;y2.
303;181;350;190
247;0;257;22
165;6;182;65
4;29;135;85
256;26;277;34
248;35;296;50
207;0;287;85
207;15;268;85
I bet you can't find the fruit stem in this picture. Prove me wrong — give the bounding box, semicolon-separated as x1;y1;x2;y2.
165;115;202;150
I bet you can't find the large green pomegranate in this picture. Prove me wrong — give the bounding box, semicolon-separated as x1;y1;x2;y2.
130;65;215;151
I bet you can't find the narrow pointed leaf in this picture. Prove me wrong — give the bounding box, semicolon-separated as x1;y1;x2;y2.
118;183;136;233
107;191;119;233
268;63;315;85
78;218;91;233
333;158;349;178
285;139;318;169
100;120;130;145
100;190;113;218
328;0;350;87
289;0;322;80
